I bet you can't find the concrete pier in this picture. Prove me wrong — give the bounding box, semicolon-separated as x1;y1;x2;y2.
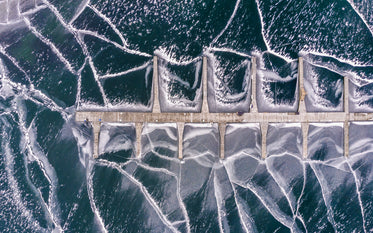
92;121;100;158
261;122;268;159
344;76;349;157
344;121;349;157
301;122;309;158
251;57;258;113
177;122;184;159
219;123;226;159
76;56;373;159
135;123;142;157
344;76;349;113
201;56;209;114
77;111;373;124
298;57;307;113
152;56;161;113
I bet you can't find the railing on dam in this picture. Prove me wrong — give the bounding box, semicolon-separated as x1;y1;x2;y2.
75;56;373;159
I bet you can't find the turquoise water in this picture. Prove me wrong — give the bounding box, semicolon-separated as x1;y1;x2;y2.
0;0;372;232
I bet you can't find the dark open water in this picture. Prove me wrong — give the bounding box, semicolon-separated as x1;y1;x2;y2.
0;0;372;232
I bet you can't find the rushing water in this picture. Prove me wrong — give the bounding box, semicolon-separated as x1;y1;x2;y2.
0;0;372;232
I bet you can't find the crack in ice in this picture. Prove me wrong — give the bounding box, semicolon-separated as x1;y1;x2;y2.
86;4;127;47
1;126;45;232
95;160;180;233
210;0;241;46
293;161;308;232
345;0;373;36
177;162;191;233
222;164;251;233
212;169;225;233
346;158;367;233
234;181;293;231
308;163;338;232
22;17;76;75
86;162;108;233
18;112;63;231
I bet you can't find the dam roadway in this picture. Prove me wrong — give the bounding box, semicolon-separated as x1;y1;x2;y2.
75;57;373;159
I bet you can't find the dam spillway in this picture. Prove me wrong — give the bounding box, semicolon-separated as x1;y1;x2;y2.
75;56;373;159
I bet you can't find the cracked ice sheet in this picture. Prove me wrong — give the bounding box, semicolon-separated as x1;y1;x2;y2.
91;123;187;232
1;0;155;111
348;122;373;230
96;124;297;231
305;123;367;232
3;1;372;231
0;24;77;107
256;0;373;65
224;122;370;232
0;70;96;232
90;120;373;232
93;123;248;232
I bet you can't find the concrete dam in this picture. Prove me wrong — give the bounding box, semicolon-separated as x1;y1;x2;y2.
75;56;373;159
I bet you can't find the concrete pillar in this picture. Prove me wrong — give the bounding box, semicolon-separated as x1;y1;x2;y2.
92;121;100;158
201;57;209;114
344;77;349;157
177;122;185;159
219;123;226;159
301;122;309;158
344;76;349;113
298;57;306;114
251;57;258;113
135;123;143;158
261;122;268;159
152;56;161;113
344;121;349;157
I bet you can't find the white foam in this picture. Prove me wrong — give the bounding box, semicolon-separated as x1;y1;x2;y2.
99;61;151;80
204;51;252;112
221;165;253;232
302;51;373;68
157;58;202;112
98;122;134;155
206;47;252;58
154;49;200;65
237;181;294;230
183;123;216;141
303;60;344;112
256;54;299;112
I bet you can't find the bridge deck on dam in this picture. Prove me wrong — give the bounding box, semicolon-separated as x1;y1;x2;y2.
75;57;373;159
